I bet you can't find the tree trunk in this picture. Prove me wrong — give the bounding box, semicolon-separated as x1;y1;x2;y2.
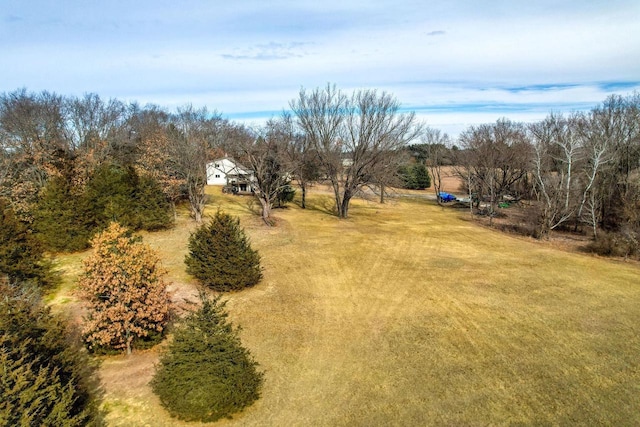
468;172;473;217
170;201;177;220
126;330;132;355
339;190;352;218
194;209;202;224
301;183;307;209
331;181;342;217
379;184;385;204
188;180;205;223
433;178;442;206
538;208;551;239
259;196;272;225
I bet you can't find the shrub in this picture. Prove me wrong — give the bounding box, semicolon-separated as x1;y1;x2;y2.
152;291;263;423
78;222;171;354
185;211;262;292
585;230;639;259
0;282;102;426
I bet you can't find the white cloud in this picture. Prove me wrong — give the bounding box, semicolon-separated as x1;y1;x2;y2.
1;0;639;139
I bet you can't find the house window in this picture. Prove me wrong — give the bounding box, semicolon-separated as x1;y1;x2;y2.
215;174;220;178
214;163;220;168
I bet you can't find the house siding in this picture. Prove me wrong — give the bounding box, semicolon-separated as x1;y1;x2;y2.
206;158;255;186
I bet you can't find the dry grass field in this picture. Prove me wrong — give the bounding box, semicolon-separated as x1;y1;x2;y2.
51;186;640;426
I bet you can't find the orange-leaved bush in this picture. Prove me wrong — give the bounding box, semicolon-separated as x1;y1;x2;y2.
79;222;171;354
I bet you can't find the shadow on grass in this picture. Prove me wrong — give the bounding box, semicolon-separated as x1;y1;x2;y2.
207;193;261;218
301;194;337;217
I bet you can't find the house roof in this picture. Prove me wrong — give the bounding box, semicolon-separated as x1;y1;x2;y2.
210;157;253;176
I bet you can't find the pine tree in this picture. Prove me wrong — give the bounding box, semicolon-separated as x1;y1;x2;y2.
78;222;171;354
0;198;54;288
185;211;262;292
33;176;93;252
134;174;173;230
151;291;263;423
412;163;431;189
83;163;173;232
34;165;173;253
83;163;140;230
397;163;431;190
275;181;296;208
0;282;102;426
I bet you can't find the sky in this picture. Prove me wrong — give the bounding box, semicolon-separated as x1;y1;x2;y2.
1;0;639;138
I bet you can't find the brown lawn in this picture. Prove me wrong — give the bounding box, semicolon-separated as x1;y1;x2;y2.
51;185;640;426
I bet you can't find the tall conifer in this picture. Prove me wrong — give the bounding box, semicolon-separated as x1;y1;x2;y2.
152;292;263;422
185;211;262;292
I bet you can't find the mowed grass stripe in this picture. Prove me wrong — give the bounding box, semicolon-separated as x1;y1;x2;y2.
224;191;640;426
59;186;640;426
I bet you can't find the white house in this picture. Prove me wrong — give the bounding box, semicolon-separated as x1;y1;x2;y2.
206;157;255;192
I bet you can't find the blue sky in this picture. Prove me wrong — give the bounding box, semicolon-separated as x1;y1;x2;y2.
1;0;639;137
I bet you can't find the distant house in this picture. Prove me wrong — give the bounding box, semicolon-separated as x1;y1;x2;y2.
206;157;255;193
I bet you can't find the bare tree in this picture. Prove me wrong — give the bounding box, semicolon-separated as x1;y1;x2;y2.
280;112;321;209
65;93;127;154
290;84;346;214
370;147;409;204
228;119;293;224
576;112;612;238
167;105;217;223
457;119;530;224
126;104;184;218
529;113;586;236
0;89;69;217
590;94;640;232
423;127;451;205
291;84;421;218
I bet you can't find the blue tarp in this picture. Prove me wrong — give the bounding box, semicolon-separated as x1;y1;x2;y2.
438;192;457;202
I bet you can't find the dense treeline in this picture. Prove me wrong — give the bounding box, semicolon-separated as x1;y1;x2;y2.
0;89;249;251
452;94;640;253
406;93;639;256
1;87;638;253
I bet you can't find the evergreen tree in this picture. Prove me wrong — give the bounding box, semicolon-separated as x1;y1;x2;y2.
185;211;262;292
275;181;296;208
34;166;172;253
397;164;416;189
0;282;102;426
0;198;55;288
83;163;173;232
151;291;263;423
397;163;431;190
33;176;93;252
134;174;173;230
411;163;431;189
83;163;140;230
79;222;171;354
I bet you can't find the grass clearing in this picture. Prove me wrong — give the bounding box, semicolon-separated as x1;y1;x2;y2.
51;186;640;426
